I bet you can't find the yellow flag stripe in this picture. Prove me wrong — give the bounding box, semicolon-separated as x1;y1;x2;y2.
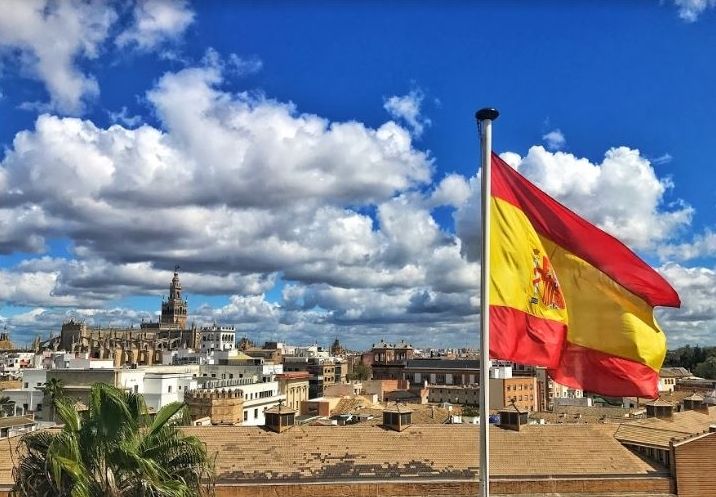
542;237;666;372
489;196;569;324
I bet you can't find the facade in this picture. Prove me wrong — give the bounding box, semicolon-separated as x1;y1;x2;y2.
426;376;537;411
191;377;285;426
4;369;46;416
490;376;538;412
379;358;480;385
364;339;414;367
428;384;480;405
142;366;198;411
276;372;310;412
198;324;236;353
283;357;337;398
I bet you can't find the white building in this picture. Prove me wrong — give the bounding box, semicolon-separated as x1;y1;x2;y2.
142;366;199;411
0;352;36;376
195;376;285;426
199;324;236;353
5;368;47;416
240;380;284;425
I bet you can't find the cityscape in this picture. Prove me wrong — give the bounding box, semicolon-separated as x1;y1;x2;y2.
1;2;715;497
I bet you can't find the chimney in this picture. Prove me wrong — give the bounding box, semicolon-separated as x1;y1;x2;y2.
383;405;412;432
264;402;296;433
498;403;528;431
645;399;674;419
682;393;707;413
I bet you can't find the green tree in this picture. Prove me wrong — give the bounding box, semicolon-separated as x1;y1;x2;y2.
41;377;65;422
12;383;214;497
0;396;15;417
694;356;716;380
348;363;372;381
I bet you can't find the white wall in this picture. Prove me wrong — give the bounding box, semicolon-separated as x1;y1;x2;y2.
240;381;285;426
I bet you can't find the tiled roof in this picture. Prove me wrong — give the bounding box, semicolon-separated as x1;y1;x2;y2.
178;423;665;483
659;367;692;378
265;405;296;415
331;400;452;425
532;406;645;425
0;424;669;488
615;424;691;448
0;416;34;429
616;406;716;448
639;406;716;432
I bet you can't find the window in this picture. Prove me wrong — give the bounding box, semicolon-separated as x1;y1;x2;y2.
254;408;258;418
244;411;248;421
168;385;172;393
23;382;28;388
229;374;234;379
37;404;42;411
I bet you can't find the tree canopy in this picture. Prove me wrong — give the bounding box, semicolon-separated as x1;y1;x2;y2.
12;383;213;497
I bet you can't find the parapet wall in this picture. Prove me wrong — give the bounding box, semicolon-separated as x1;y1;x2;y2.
185;389;244;425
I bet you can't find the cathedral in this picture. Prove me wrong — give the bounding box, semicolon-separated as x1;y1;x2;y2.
58;269;202;366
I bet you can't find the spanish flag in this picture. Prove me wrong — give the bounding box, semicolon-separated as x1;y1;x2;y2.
489;152;680;398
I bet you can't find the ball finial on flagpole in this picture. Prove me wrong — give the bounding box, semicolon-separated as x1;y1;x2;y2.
475;108;499;122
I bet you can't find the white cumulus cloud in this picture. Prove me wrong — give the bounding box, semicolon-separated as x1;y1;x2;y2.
542;129;566;151
0;0;117;113
672;0;716;22
116;0;195;51
384;89;431;137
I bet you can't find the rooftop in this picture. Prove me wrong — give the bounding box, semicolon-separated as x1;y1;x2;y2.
177;424;666;483
659;367;692;378
615;406;716;448
0;416;34;429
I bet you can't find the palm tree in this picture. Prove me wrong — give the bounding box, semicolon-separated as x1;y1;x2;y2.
11;383;214;497
41;377;65;422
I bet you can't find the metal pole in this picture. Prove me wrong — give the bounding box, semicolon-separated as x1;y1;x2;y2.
475;107;499;497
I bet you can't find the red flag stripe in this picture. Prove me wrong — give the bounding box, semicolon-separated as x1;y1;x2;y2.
490;153;680;308
548;342;660;398
490;306;567;369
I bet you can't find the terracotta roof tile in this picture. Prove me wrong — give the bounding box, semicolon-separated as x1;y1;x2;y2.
179;424;665;483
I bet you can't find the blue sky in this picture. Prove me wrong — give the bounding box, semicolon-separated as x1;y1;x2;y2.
0;0;715;350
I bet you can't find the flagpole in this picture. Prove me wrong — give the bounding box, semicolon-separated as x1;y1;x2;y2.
476;107;499;497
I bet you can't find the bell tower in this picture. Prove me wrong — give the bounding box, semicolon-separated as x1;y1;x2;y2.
161;266;188;329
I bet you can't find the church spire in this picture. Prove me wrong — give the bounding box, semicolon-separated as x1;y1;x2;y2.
161;266;188;329
170;265;182;300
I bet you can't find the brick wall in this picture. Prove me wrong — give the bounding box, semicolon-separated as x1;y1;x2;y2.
210;477;674;496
